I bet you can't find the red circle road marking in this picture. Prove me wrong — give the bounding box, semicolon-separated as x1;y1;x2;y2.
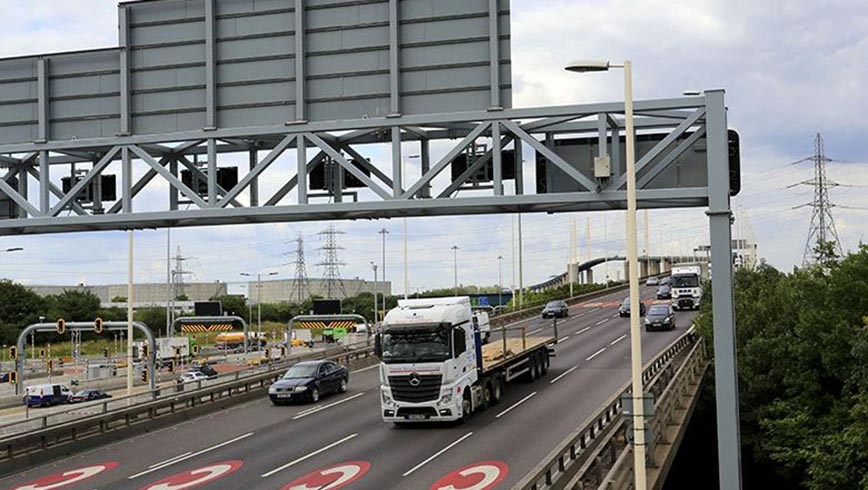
140;460;244;490
430;461;509;490
280;461;371;490
12;462;120;490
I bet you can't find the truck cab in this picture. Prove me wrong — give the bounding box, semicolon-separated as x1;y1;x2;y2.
377;297;478;423
670;265;703;310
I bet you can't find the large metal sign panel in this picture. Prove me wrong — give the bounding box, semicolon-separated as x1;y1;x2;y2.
0;0;511;146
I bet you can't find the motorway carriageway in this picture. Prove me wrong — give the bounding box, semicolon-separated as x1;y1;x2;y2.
1;287;697;490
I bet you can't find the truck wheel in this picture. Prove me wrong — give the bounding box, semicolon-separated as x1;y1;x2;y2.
478;382;492;411
461;393;473;423
525;357;538;383
490;377;503;406
539;352;549;375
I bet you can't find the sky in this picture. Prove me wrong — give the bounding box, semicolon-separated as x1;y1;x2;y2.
0;0;867;296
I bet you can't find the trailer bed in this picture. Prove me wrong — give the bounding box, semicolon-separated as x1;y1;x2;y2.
480;336;553;372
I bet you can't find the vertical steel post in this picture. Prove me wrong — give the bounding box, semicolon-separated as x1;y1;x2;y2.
705;89;743;490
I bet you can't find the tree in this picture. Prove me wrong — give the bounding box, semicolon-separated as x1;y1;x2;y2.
0;280;45;344
44;289;101;322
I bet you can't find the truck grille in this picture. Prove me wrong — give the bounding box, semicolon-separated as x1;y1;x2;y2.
388;374;441;403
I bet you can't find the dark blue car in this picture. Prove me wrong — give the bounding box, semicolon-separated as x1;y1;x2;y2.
268;360;349;405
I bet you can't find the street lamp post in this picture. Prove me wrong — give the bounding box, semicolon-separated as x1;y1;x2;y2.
379;228;389;316
497;255;504;307
241;271;278;356
566;59;645;490
370;262;378;324
451;245;459;296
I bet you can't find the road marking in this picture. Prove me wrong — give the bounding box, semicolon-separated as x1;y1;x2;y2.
262;433;358;478
595;319;608;326
609;334;627;346
575;327;591;335
550;366;578;384
585;348;606;361
529;327;543;334
402;432;474;477
556;335;570;344
611;314;620;319
351;364;379;374
293;393;365;420
128;432;254;479
495;391;537;419
148;452;192;469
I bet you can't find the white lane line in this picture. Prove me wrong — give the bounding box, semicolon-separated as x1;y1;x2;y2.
609;334;627;346
557;335;570;344
352;364;379;374
595;319;608;326
148;451;192;469
575;327;591;335
262;433;358;478
550;366;578;384
495;391;537;419
293;392;365;420
128;432;254;479
585;348;606;361
529;327;543;334
402;432;474;477
611;314;620;319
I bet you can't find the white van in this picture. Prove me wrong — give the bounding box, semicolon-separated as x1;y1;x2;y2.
24;384;72;407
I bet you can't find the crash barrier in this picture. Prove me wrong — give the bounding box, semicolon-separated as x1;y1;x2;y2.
512;328;708;490
0;341;378;473
490;283;631;328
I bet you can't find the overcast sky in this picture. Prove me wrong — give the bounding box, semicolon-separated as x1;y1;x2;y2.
0;0;866;296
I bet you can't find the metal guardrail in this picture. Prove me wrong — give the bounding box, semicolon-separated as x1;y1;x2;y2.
491;284;631;328
512;329;705;490
0;342;378;472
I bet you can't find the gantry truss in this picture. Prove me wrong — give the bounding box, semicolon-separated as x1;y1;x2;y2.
0;93;727;235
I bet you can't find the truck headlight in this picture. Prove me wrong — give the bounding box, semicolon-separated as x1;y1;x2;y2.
439;391;453;404
381;390;393;405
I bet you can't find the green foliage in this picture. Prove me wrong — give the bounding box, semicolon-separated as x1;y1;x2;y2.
211;295;248;319
0;279;45;343
43;289;101;323
698;246;868;488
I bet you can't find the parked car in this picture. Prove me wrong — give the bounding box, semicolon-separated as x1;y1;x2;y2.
541;300;569;318
645;303;676;331
656;284;672;299
70;389;112;403
646;276;660;286
177;371;209;384
618;297;646;317
268;360;349;405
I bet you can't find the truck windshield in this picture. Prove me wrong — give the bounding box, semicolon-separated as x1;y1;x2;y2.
381;326;451;363
672;275;700;288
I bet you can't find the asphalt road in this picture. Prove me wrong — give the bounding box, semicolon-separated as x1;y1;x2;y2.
1;287;697;490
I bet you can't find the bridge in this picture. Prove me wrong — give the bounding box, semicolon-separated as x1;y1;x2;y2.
529;255;706;292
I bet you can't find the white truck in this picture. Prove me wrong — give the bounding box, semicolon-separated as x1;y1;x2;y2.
670;264;705;310
375;297;555;424
136;337;193;367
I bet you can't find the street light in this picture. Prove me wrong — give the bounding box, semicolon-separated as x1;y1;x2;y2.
451;245;459;296
566;59;645;490
241;271;279;356
497;255;504;307
378;228;389;316
370;262;378;324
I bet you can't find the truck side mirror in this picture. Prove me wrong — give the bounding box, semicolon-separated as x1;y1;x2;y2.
374;333;382;358
453;328;466;358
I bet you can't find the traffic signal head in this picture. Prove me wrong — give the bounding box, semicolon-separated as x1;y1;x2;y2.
103;348;109;358
141;369;148;383
191;344;200;355
39;348;46;359
94;317;104;334
56;318;66;334
728;129;741;197
9;346;17;360
9;371;17;384
142;344;149;359
47;359;53;371
174;346;182;358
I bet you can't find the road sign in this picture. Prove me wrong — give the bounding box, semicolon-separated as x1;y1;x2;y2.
12;461;119;490
430;461;509;490
141;460;243;490
280;461;371;490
